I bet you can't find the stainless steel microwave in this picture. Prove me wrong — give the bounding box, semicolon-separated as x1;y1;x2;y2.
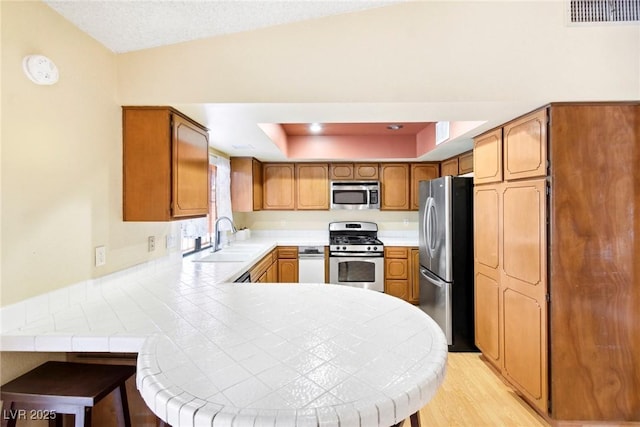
330;181;380;210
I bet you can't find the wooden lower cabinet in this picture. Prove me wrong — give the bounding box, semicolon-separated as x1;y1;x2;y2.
474;184;502;368
410;248;419;305
384;247;419;304
277;246;298;283
501;179;547;413
250;247;299;283
474;179;548;413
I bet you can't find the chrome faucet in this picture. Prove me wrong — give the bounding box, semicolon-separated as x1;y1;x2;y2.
213;216;237;252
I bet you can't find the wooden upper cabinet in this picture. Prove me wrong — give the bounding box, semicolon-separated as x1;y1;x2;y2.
503;109;548;180
296;163;329;210
123;107;209;221
410;163;439;210
440;158;459;177
354;163;379;180
263;163;295;210
380;163;410;210
330;163;353;180
231;157;262;212
474;129;503;185
329;163;379;180
458;151;474;174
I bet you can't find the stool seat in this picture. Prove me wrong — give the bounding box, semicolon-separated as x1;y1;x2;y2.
1;361;135;427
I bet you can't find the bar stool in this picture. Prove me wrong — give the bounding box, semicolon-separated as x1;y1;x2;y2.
1;361;135;427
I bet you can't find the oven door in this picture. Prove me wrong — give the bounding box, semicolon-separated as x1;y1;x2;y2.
329;255;384;292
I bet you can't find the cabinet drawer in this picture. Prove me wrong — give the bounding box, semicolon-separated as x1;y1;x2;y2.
384;247;409;259
277;246;298;259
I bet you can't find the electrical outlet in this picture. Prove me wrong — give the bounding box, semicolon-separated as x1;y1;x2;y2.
148;236;155;252
166;234;176;249
95;246;106;266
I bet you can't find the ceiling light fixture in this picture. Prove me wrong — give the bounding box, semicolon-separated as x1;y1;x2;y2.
22;55;59;85
387;124;403;130
309;123;323;133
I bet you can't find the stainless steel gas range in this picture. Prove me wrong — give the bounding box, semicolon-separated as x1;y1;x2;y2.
328;221;384;292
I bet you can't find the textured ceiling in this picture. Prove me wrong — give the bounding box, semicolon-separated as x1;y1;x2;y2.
44;0;405;53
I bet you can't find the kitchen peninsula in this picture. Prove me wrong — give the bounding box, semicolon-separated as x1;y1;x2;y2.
0;237;444;427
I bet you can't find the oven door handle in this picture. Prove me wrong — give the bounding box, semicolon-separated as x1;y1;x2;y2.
330;252;384;257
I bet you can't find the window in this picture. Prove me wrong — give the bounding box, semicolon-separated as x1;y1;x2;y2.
181;164;217;255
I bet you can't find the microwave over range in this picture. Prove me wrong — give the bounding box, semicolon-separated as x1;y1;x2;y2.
330;181;380;210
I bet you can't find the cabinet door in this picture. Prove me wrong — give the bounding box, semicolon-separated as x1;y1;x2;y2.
410;163;439;210
354;163;379;180
440;158;459;177
172;114;210;217
501;179;548;413
380;164;410;210
296;163;329;210
123;108;172;221
410;248;420;305
231;157;262;212
252;158;263;210
385;258;408;280
263;163;296;210
474;129;503;185
474;184;502;368
266;261;278;283
458;152;474;174
503;109;547;180
385;280;411;301
278;259;299;283
329;163;353;180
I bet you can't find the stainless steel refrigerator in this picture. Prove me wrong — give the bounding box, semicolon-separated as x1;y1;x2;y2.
418;176;476;352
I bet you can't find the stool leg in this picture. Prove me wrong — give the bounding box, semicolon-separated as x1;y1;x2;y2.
410;411;421;427
74;407;91;427
113;384;132;427
5;402;17;427
48;415;63;427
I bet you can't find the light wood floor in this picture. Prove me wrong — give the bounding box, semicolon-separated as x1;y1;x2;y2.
409;353;550;427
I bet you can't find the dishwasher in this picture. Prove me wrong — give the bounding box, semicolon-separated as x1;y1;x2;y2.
298;246;325;283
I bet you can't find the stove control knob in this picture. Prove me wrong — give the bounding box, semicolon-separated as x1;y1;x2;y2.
342;246;347;250
373;246;378;251
367;246;371;251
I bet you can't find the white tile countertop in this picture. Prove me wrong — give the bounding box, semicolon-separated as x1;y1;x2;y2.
1;231;445;426
0;232;419;352
136;284;447;427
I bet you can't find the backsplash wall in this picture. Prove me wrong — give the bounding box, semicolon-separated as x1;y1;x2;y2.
233;210;419;232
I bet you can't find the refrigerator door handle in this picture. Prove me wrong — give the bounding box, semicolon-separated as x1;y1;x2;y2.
420;268;446;288
424;197;436;258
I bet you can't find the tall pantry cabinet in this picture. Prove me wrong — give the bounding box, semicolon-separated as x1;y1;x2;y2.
473;102;640;423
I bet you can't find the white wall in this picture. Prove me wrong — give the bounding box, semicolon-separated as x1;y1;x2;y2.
1;2;177;308
116;1;639;106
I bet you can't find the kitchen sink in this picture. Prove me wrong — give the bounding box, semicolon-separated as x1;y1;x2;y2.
195;252;254;262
